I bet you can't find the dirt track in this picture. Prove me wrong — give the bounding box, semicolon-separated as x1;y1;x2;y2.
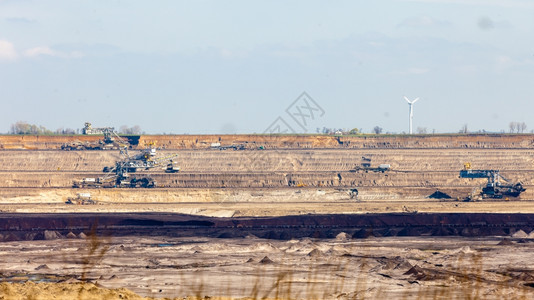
2;133;534;150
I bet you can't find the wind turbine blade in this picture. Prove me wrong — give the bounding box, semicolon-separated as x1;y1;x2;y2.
412;97;420;103
404;96;411;103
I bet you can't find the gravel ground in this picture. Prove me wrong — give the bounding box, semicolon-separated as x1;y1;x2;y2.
1;235;534;299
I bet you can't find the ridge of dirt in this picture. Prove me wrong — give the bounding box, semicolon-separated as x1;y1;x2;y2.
2;133;534;150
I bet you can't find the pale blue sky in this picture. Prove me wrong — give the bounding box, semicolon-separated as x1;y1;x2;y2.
1;0;533;134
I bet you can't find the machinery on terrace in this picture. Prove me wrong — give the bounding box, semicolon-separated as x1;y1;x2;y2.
73;143;179;188
62;123;130;150
210;142;247;150
350;156;391;173
65;193;97;205
82;122;112;135
460;162;525;200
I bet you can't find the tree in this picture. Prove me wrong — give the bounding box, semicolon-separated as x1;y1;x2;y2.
520;122;527;133
55;127;76;135
349;128;360;135
509;122;517;133
321;127;337;134
509;122;527;133
130;125;142;135
416;127;427;134
372;126;383;134
10;121;30;134
459;124;469;134
119;125;142;135
9;121;52;135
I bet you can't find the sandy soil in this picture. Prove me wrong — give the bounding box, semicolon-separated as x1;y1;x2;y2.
1;235;534;299
3;136;534;299
2;133;534;150
0;282;153;300
2;198;534;217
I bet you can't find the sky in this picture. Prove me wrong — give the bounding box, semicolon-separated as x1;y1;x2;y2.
1;0;533;134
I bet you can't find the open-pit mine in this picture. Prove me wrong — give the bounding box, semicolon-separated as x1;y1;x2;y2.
2;134;534;299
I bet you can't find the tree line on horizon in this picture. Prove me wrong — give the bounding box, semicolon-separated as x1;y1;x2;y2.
7;121;143;135
5;121;531;135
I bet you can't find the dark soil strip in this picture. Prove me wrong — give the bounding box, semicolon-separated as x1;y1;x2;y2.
0;213;533;242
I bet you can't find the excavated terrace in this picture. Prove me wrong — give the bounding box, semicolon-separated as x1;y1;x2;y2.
1;134;534;213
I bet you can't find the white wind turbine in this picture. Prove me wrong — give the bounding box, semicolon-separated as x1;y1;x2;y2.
404;96;419;134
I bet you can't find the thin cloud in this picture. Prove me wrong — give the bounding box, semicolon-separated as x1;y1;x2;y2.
24;46;56;57
1;41;85;61
390;67;431;75
398;0;534;8
52;43;120;57
477;17;512;30
478;16;494;30
397;16;451;28
494;55;534;71
5;17;36;24
0;40;18;61
406;67;430;74
24;46;84;58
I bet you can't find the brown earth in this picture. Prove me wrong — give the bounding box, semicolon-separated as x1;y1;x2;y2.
2;236;534;299
0;282;154;300
1;146;533;214
2;134;534;299
2;133;534;150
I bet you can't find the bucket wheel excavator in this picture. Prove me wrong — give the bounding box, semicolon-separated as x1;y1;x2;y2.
62;125;130;150
73;143;179;188
459;162;525;200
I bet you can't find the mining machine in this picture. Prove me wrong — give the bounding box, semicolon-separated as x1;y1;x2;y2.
459;162;525;200
350;156;391;173
74;143;179;188
66;193;97;205
100;127;130;149
62;123;130;150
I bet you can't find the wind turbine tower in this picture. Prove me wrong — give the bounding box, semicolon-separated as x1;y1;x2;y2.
404;96;419;134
